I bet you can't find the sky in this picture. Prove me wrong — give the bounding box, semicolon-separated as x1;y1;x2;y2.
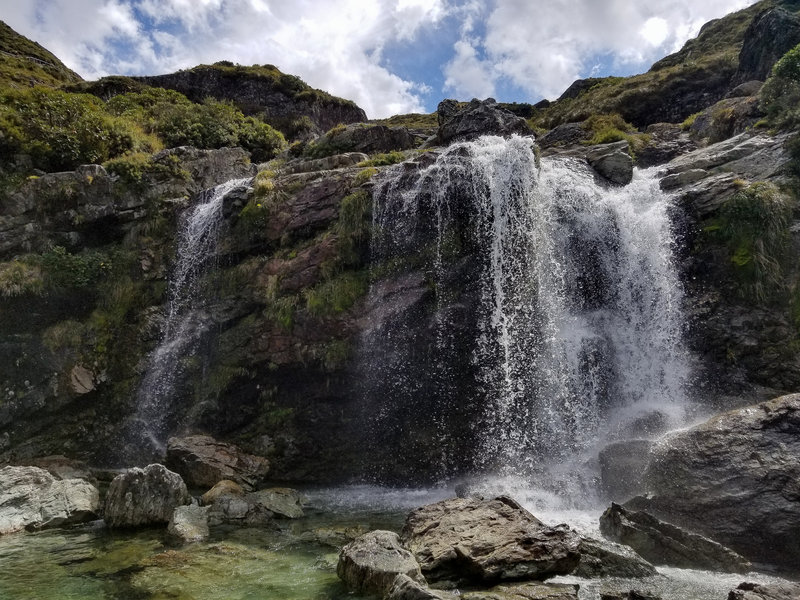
1;0;759;119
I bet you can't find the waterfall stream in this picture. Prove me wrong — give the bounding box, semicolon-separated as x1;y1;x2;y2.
126;178;249;457
369;136;689;493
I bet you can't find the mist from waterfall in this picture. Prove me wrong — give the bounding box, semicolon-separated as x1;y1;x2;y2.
369;136;689;490
126;178;249;456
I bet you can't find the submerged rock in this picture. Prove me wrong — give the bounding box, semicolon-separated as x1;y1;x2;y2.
104;464;191;528
168;505;210;542
386;574;455;600
166;434;270;491
437;98;532;144
574;536;657;578
337;530;425;597
462;582;580;600
247;487;304;519
400;496;581;587
599;503;750;573
638;394;800;569
205;486;304;526
0;466;100;534
728;582;800;600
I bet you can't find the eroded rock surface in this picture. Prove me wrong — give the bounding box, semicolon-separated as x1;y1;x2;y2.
166;434;269;491
437;98;532;144
728;582;800;600
337;530;425;597
400;496;581;586
0;465;99;534
599;503;750;573
104;464;191;528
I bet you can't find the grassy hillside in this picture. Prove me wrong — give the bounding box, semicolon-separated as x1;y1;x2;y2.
0;20;81;89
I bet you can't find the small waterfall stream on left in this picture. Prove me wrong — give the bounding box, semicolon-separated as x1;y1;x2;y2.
123;178;249;460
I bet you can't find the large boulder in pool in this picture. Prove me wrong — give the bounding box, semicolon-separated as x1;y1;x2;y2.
0;466;100;534
400;496;581;587
166;434;269;491
104;464;191;528
337;530;426;596
599;503;750;573
636;394;800;569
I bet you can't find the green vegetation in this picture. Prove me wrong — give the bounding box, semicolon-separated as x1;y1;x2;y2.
0;88;160;172
353;167;378;186
371;112;438;129
582;113;649;152
303;123;352;158
681;112;702;130
304;270;368;316
334;189;372;267
760;42;800;130
0;20;81;89
103;152;190;186
357;151;407;167
0;259;44;297
705;182;793;300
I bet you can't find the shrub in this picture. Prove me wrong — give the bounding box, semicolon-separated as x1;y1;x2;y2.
357;151;407;167
760;42;800;131
353;167;378;186
304;271;367;316
0;260;44;297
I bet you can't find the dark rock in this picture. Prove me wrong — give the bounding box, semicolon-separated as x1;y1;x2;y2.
558;78;607;101
400;496;581;587
639;394;800;569
687;97;762;144
636;123;697;168
0;466;100;534
104;464;191;528
586;141;633;185
437;98;532;144
598;440;653;501
574;536;657;578
12;455;96;485
205;486;303;525
601;592;661;600
337;530;425;597
728;582;800;600
166;434;269;491
599;503;750;573
726;81;763;99
462;582;580;600
538;123;588;150
386;574;455;600
167;505;210;542
734;8;800;84
314;123;416;154
134;65;367;133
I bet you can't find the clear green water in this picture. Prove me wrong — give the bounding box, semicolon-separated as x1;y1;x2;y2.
0;485;795;600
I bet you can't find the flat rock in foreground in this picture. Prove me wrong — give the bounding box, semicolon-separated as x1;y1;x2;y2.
400;496;581;587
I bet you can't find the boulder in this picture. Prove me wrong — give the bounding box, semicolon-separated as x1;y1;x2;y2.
734;7;800;84
104;464;191;528
205;486;304;526
200;479;245;505
168;505;210;542
728;582;800;600
400;496;581;587
686;97;761;144
538;123;589;150
598;440;653;501
573;537;657;578
636;123;697;168
12;455;96;485
638;394;800;569
337;530;425;597
315;123;416;154
0;466;100;534
166;434;269;491
599;503;750;573
585;141;633;185
386;574;455;600
437;98;532;144
462;582;580;600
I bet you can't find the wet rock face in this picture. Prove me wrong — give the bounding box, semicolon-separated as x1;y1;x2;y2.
0;465;100;534
734;7;800;84
573;537;657;579
165;434;269;491
337;530;426;597
585;141;633;185
104;464;191;528
599;503;750;573
727;582;800;600
400;496;581;587
437;98;532;144
638;394;800;569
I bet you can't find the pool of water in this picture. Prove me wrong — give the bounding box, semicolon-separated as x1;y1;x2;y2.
0;485;793;600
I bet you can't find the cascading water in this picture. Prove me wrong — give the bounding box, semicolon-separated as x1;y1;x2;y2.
126;178;249;457
368;136;689;495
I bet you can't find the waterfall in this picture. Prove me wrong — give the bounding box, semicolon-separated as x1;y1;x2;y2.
127;178;249;457
368;135;689;486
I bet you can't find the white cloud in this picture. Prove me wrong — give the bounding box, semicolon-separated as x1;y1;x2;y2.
2;0;761;116
444;0;758;101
